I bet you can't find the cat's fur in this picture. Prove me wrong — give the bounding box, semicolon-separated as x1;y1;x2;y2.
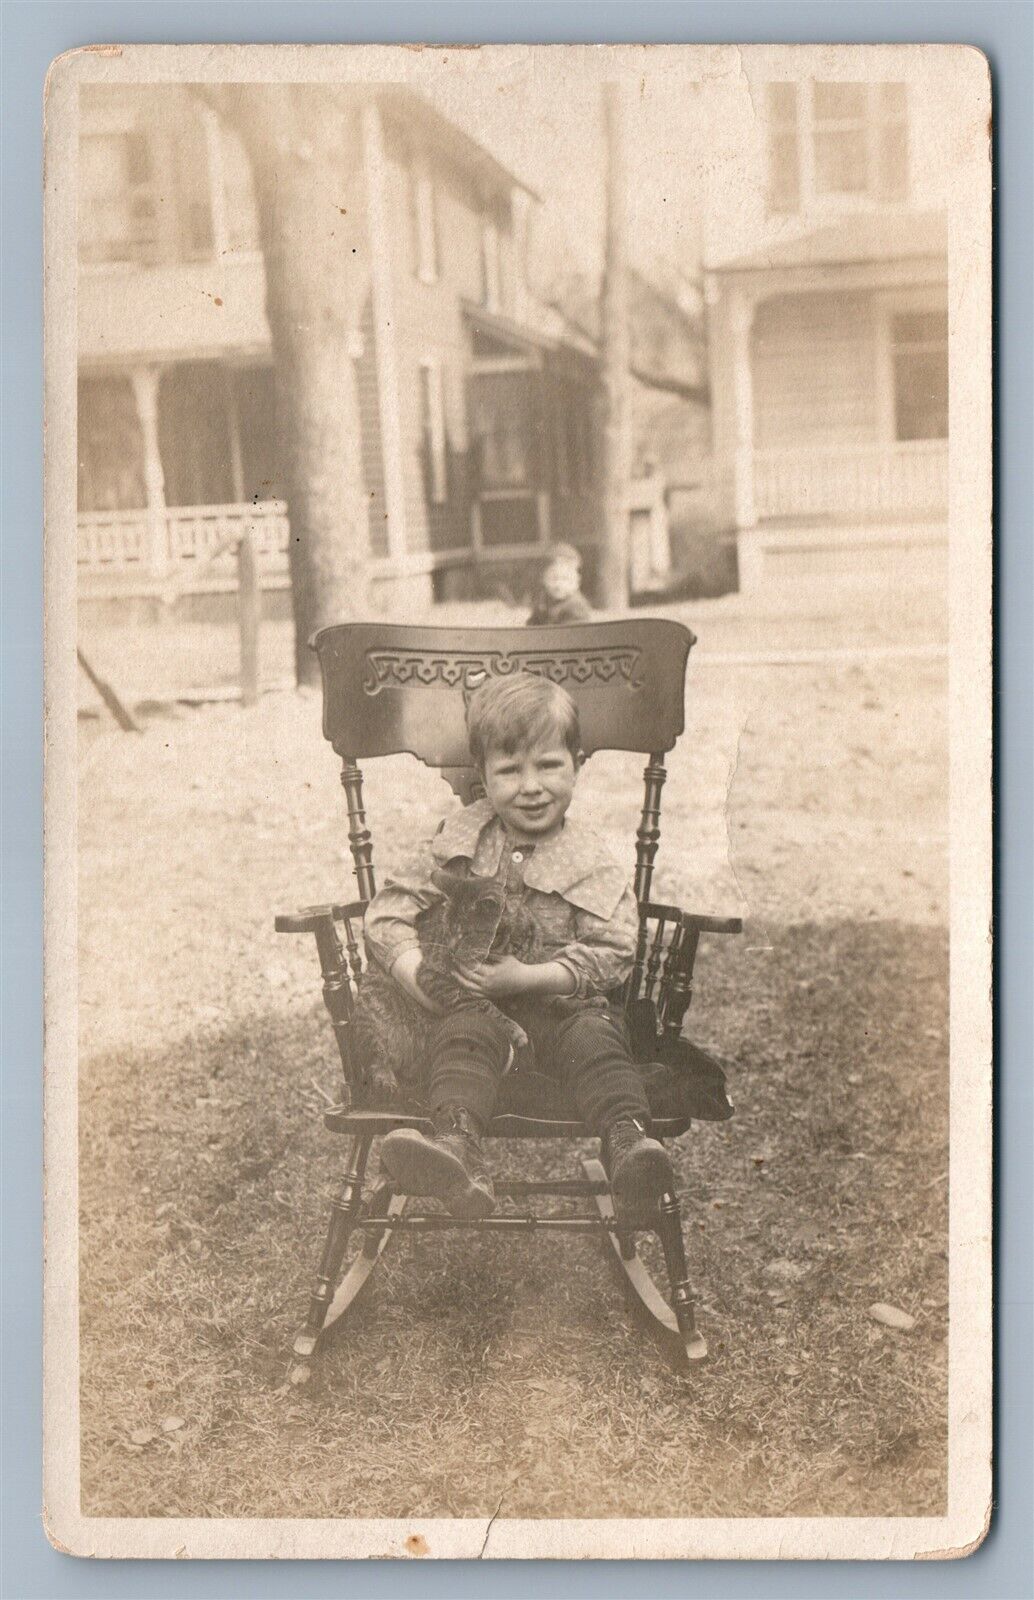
351;865;541;1107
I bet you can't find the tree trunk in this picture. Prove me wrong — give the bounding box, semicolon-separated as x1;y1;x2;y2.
598;82;631;612
198;86;372;686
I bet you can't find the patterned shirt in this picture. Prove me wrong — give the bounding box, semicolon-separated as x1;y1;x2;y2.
362;797;638;999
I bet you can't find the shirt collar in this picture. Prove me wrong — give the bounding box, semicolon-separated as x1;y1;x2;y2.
431;797;630;920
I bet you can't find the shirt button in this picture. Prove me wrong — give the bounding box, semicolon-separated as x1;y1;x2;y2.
511;849;524;863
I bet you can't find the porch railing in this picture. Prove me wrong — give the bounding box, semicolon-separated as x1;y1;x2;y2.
753;441;948;522
78;501;290;577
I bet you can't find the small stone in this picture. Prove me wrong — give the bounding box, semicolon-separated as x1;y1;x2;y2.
161;1415;186;1433
869;1303;916;1332
764;1258;807;1283
129;1428;157;1446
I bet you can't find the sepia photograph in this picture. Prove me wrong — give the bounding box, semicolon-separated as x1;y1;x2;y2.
43;42;991;1560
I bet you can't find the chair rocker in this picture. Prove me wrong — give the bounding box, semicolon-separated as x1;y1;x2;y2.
276;620;740;1380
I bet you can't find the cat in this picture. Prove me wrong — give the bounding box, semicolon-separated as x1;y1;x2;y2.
351;865;541;1108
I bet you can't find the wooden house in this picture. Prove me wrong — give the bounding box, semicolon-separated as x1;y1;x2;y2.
77;85;603;620
703;69;949;590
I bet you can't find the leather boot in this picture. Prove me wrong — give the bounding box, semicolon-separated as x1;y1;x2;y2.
380;1105;495;1218
602;1115;674;1214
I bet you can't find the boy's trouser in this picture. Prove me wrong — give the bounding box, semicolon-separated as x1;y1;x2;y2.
426;1001;651;1131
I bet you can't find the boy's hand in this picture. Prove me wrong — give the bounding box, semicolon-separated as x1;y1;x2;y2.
453;957;576;999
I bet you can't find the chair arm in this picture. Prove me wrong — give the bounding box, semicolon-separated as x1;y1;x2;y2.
639;903;742;936
275;901;366;934
680;913;743;935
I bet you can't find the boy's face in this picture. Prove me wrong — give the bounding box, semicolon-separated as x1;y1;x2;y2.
542;558;580;603
482;735;579;843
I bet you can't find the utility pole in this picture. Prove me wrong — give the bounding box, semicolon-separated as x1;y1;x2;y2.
598;81;631;611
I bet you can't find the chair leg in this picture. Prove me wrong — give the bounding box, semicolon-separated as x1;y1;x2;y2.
655;1189;707;1362
293;1135;371;1360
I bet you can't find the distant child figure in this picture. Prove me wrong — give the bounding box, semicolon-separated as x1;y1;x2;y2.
365;672;673;1219
526;543;592;626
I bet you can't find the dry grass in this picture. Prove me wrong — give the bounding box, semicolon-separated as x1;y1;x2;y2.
76;598;949;1521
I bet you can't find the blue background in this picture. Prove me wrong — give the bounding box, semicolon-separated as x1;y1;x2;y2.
2;3;1030;1596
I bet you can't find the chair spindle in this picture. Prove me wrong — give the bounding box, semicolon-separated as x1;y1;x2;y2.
659;920;685;1030
634;752;667;907
310;915;355;1085
340;914;364;991
663;922;700;1042
627;912;651;1003
643;917;668;1002
341;759;376;904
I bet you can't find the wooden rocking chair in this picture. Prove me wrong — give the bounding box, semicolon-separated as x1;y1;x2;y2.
276;620;741;1379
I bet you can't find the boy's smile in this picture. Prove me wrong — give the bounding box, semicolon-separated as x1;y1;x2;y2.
482;741;579;843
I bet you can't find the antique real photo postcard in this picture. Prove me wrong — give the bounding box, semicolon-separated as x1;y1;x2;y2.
44;42;991;1559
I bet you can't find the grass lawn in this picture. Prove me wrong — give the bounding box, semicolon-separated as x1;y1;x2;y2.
76;606;948;1522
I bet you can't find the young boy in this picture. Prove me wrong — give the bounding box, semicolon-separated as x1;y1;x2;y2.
365;672;674;1219
526;544;593;626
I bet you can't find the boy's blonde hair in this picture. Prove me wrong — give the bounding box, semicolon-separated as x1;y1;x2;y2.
465;672;581;770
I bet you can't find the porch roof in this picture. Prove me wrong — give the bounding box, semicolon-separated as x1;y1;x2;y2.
462;300;599;363
711;211;948;275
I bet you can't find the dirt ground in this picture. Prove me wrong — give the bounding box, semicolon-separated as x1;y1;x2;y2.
76;588;949;1522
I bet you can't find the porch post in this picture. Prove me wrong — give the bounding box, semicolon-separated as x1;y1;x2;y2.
360;96;408;566
729;289;757;533
225;365;246;503
130;364;168;578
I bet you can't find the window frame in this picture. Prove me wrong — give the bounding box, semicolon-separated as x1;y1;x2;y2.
765;80;910;216
481;216;502;314
79;128;162;267
418;358;449;505
411;160;439;285
874;289;949;444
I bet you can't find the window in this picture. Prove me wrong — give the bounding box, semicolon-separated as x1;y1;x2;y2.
891;311;948;440
765;83;801;214
233;366;283;500
551;384;569;493
171;116;214;258
467;348;547;550
419;362;448;504
79;131;159;264
812;82;869;195
765;81;909;213
77;375;146;510
874;83;909;202
481;218;501;313
157;363;234;506
220;126;261;253
410;166;438;283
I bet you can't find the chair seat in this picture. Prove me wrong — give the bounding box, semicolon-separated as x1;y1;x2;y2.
326;1038;733;1137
